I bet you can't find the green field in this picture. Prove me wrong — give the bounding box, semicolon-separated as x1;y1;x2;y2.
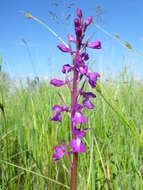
0;74;143;190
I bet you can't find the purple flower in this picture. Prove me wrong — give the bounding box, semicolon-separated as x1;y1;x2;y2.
50;112;62;122
68;34;75;43
85;16;93;27
72;129;85;138
87;72;100;88
77;8;82;19
53;144;66;161
70;138;86;153
52;105;63;112
50;79;65;87
88;41;101;49
62;64;72;74
81;92;96;109
76;64;88;75
57;44;71;53
72;111;87;125
50;105;69;122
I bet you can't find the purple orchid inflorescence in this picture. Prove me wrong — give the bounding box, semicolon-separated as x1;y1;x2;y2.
50;7;101;189
50;7;101;160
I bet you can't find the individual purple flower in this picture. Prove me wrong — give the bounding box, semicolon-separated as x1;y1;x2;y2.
88;41;101;49
68;34;75;43
76;64;88;75
62;64;72;74
81;92;96;109
53;144;66;161
87;72;100;88
57;44;71;53
50;105;69;122
72;111;87;125
50;79;65;87
70;138;86;153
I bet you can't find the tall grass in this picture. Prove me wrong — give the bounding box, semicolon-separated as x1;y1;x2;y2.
0;74;143;189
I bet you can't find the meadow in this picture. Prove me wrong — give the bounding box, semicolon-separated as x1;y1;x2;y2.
0;73;143;190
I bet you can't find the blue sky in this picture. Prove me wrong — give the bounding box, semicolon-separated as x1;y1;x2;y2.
0;0;143;79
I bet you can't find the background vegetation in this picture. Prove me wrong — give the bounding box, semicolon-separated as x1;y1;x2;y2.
0;72;143;189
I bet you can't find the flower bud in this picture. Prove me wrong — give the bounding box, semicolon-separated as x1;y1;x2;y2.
57;44;71;53
85;16;93;27
77;8;82;18
88;41;101;49
68;34;75;42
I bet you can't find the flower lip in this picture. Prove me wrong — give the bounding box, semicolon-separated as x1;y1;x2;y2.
70;138;86;153
72;111;87;125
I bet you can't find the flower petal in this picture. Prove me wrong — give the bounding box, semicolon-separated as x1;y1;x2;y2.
88;41;101;49
72;111;87;125
83;99;94;109
50;79;65;87
62;64;72;74
85;16;93;27
57;44;71;53
52;105;63;112
68;34;75;43
53;144;66;161
70;138;86;153
50;112;62;122
87;72;100;88
77;64;88;75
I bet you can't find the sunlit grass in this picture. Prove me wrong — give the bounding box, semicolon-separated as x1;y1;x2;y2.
0;74;143;189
